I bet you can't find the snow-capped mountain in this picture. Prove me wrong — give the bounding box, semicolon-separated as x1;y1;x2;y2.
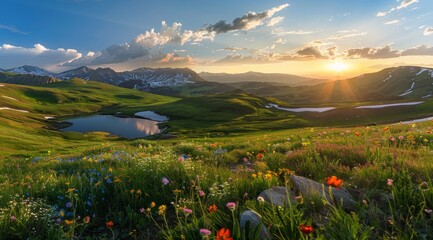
4;65;54;76
55;66;93;80
53;66;205;90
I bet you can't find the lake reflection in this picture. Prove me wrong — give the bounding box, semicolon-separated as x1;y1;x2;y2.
61;115;162;138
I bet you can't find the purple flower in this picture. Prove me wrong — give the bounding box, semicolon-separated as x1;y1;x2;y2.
226;202;236;210
66;202;73;208
199;228;212;236
140;208;145;214
162;177;169;185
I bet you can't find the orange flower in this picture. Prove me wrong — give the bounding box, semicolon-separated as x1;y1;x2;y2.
216;228;233;240
354;132;361;137
208;204;218;213
326;175;343;188
299;224;314;234
106;220;114;228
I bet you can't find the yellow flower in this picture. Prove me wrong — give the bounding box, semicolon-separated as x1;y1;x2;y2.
136;189;142;195
130;189;135;193
108;168;113;173
66;188;75;193
264;173;273;180
150;202;156;208
158;205;167;215
65;219;74;225
251;173;257;178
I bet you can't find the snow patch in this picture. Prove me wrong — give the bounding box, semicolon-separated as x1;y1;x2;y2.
267;103;335;113
44;116;55;120
0;107;29;113
356;102;423;109
398;91;413;97
416;68;429;76
398;82;415;96
2;95;18;101
422;94;432;99
399;116;433;124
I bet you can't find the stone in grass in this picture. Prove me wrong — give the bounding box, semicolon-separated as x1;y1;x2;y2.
289;175;356;211
258;186;297;206
240;210;270;240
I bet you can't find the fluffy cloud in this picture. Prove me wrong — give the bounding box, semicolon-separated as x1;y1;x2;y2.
85;4;289;65
0;43;81;70
206;4;289;33
424;27;433;36
401;45;433;56
212;53;271;65
377;0;418;17
346;46;400;59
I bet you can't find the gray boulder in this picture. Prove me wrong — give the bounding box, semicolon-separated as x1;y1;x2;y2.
289;175;356;211
240;210;271;240
258;186;297;206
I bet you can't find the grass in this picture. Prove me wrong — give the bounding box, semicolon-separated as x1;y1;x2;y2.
0;120;432;239
1;78;433;239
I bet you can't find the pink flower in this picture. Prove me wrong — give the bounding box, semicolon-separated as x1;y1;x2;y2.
199;190;205;197
398;136;404;140
140;208;145;214
178;156;184;162
10;216;16;222
226;202;236;210
162;177;169;185
390;137;396;142
387;179;393;186
243;157;248;162
425;209;432;214
199;228;212;236
183;208;193;215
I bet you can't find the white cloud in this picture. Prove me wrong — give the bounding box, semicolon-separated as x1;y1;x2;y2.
272;29;314;36
0;43;82;70
385;19;400;25
267;16;285;27
328;32;367;40
377;0;418;17
0;24;28;35
424;27;433;36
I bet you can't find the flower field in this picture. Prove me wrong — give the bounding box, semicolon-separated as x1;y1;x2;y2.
1;121;432;239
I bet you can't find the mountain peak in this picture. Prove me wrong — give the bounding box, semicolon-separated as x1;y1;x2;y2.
6;65;54;76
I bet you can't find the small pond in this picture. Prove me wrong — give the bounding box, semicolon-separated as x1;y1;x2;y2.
61;113;166;139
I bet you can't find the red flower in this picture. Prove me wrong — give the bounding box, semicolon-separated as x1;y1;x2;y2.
216;228;233;240
106;220;114;228
208;204;218;213
299;224;314;234
326;175;343;188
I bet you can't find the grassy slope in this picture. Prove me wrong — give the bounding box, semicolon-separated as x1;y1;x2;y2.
0;79;177;156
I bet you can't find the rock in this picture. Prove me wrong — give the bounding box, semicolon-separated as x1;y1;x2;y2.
289;175;356;211
240;210;270;240
258;186;297;206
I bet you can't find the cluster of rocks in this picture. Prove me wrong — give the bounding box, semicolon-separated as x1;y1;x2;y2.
240;175;356;239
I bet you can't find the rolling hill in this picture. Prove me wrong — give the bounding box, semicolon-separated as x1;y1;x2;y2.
200;71;330;86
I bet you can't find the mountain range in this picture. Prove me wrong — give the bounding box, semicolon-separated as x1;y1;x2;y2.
1;65;433;103
199;71;329;86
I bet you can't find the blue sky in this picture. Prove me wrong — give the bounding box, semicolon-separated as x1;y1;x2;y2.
1;0;432;77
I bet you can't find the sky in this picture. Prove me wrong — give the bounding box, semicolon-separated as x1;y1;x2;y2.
1;0;433;78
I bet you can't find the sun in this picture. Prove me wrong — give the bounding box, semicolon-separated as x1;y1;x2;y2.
328;61;349;72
